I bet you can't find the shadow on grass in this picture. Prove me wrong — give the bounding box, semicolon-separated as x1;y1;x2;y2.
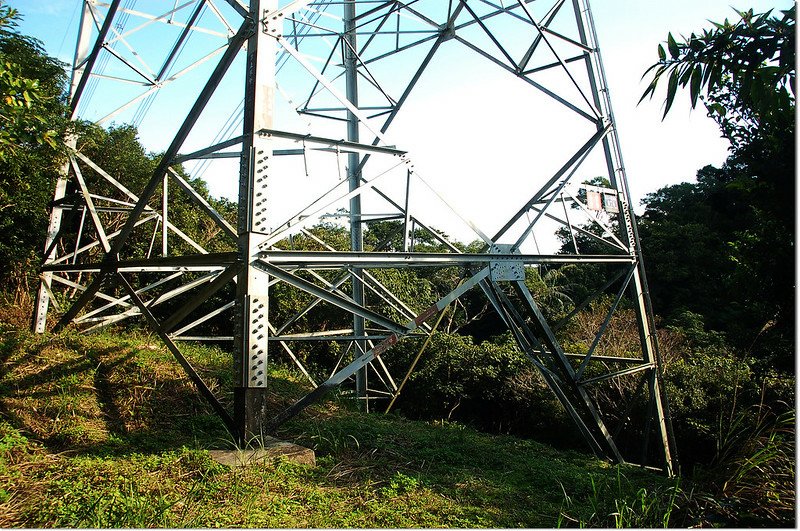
0;329;247;457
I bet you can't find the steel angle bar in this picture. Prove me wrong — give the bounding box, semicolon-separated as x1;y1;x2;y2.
562;188;627;250
518;0;566;71
553;266;632;333
258;250;635;268
528;205;627;253
515;0;599;119
255;260;408;334
361;269;432;332
560;352;646;365
172;301;234;336
267;266;492;429
116;273;237;435
81;305;143;329
269;334;392;342
407;216;461;253
367;341;398;391
274;35;389;144
70;156;111;253
305;269;355;300
413;171;494;246
579;363;655;387
96;86;159;126
70;0;123;115
262;158;409;248
456;0;534;29
385;300;450;414
511;279;623;462
166;168;237;240
173;335;234;341
44;252;236;273
40;205;81;263
157;0;207;81
491;124;610;245
522;53;586;76
159;41;231;83
273;269;350;335
173;135;245;164
512;140;595;250
485;281;554;374
452;34;596;123
110;1;205;44
264;321;318;386
49;273;118;304
38;278;61;312
160;262;241;332
460;1;519;69
100;44;157;85
50;214;159;266
255;129;406;157
272;227;406;337
75;271;187;320
479;277;513;329
72;154;210;255
574;266;636;380
84;270;223;331
105;16;253;261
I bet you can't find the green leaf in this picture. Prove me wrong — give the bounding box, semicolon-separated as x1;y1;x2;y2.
667;32;680;59
690;66;702;108
658;44;666;61
664;70;679;118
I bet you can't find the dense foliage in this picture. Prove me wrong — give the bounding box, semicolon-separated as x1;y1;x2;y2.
0;4;69;297
0;4;794;527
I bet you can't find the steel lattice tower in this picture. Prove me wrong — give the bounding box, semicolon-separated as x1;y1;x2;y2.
34;0;678;474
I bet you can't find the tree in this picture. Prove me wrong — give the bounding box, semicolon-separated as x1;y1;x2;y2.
637;7;795;368
0;3;65;159
0;3;70;294
640;6;795;150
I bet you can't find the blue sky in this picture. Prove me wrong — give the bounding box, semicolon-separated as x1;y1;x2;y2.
10;0;794;246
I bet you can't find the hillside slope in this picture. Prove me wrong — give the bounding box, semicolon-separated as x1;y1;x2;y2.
0;319;676;527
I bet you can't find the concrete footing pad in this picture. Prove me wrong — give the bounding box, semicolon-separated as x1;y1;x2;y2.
209;437;315;467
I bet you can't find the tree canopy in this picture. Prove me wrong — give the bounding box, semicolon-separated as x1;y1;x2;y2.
640;6;795;149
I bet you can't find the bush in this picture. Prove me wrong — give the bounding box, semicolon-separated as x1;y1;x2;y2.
387;332;578;445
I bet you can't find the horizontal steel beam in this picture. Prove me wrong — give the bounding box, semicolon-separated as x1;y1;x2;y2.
42;252;238;273
258;251;635;268
255;128;405;157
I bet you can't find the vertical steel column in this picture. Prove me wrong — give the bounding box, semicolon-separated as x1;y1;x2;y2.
344;0;368;411
33;1;95;333
234;0;276;442
573;0;677;474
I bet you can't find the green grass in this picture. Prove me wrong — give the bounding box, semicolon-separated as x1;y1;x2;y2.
0;321;677;527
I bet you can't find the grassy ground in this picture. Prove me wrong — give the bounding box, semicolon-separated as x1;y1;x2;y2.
0;317;680;527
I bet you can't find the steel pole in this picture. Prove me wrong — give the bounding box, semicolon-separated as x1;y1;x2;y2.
234;0;276;443
344;0;368;411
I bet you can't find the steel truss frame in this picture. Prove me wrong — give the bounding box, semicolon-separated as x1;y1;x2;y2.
35;0;678;474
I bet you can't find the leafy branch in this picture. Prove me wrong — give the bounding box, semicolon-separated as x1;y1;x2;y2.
639;7;795;130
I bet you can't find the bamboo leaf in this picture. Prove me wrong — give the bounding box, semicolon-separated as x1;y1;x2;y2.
690;66;702;108
667;32;680;59
664;70;679;118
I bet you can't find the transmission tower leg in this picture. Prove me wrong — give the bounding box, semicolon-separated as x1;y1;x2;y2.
573;0;677;474
234;0;276;444
343;0;368;411
33;1;95;333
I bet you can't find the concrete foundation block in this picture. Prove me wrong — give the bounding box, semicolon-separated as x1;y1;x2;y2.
209;437;316;467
